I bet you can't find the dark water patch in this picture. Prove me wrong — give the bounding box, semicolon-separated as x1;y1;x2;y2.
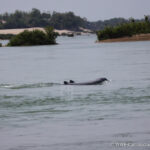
0;114;10;119
71;90;150;106
0;86;150;110
0;95;24;100
0;85;150;122
106;87;150;104
0;96;66;108
109;95;150;104
22;108;71;114
0;94;26;108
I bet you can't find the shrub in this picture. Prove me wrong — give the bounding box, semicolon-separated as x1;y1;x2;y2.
97;20;150;41
0;34;15;39
7;26;57;46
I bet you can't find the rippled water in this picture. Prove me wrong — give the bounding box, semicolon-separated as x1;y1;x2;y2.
0;35;150;150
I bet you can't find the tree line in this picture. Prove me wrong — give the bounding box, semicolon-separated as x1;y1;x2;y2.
0;8;132;31
0;9;85;31
97;16;150;41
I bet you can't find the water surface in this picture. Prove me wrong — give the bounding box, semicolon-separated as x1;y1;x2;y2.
0;35;150;150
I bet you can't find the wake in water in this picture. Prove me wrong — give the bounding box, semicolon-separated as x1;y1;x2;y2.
0;79;109;89
0;83;59;89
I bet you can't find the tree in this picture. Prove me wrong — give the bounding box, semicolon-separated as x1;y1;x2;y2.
129;17;135;23
44;26;57;44
7;27;57;46
144;15;149;23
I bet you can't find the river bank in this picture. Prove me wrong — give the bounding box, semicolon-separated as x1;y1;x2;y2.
0;27;93;36
97;33;150;43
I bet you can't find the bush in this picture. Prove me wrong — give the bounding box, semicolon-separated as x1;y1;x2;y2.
44;26;58;44
97;20;150;41
0;34;15;39
7;26;57;46
0;43;2;47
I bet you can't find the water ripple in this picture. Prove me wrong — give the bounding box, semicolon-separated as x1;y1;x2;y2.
0;83;58;89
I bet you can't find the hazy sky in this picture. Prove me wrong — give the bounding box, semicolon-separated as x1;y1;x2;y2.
0;0;150;21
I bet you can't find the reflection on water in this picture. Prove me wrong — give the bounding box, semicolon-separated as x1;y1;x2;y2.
0;35;150;150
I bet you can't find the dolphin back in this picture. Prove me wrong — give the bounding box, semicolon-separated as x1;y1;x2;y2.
64;78;108;85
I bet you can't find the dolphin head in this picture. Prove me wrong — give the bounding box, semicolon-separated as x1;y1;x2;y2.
96;77;108;83
100;77;108;82
70;80;75;83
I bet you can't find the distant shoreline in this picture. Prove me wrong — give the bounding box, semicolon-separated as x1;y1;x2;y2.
97;33;150;43
0;27;93;36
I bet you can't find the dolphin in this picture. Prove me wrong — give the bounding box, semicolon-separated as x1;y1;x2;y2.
64;78;108;85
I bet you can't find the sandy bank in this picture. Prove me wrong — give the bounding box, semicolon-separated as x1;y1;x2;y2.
0;27;92;36
98;33;150;43
0;27;71;35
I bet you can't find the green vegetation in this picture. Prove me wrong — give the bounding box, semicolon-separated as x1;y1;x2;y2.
0;9;149;32
97;16;150;41
0;34;15;39
7;27;57;46
0;9;85;31
0;43;2;47
0;8;129;31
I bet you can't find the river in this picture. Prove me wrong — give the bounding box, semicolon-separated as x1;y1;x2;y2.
0;35;150;150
